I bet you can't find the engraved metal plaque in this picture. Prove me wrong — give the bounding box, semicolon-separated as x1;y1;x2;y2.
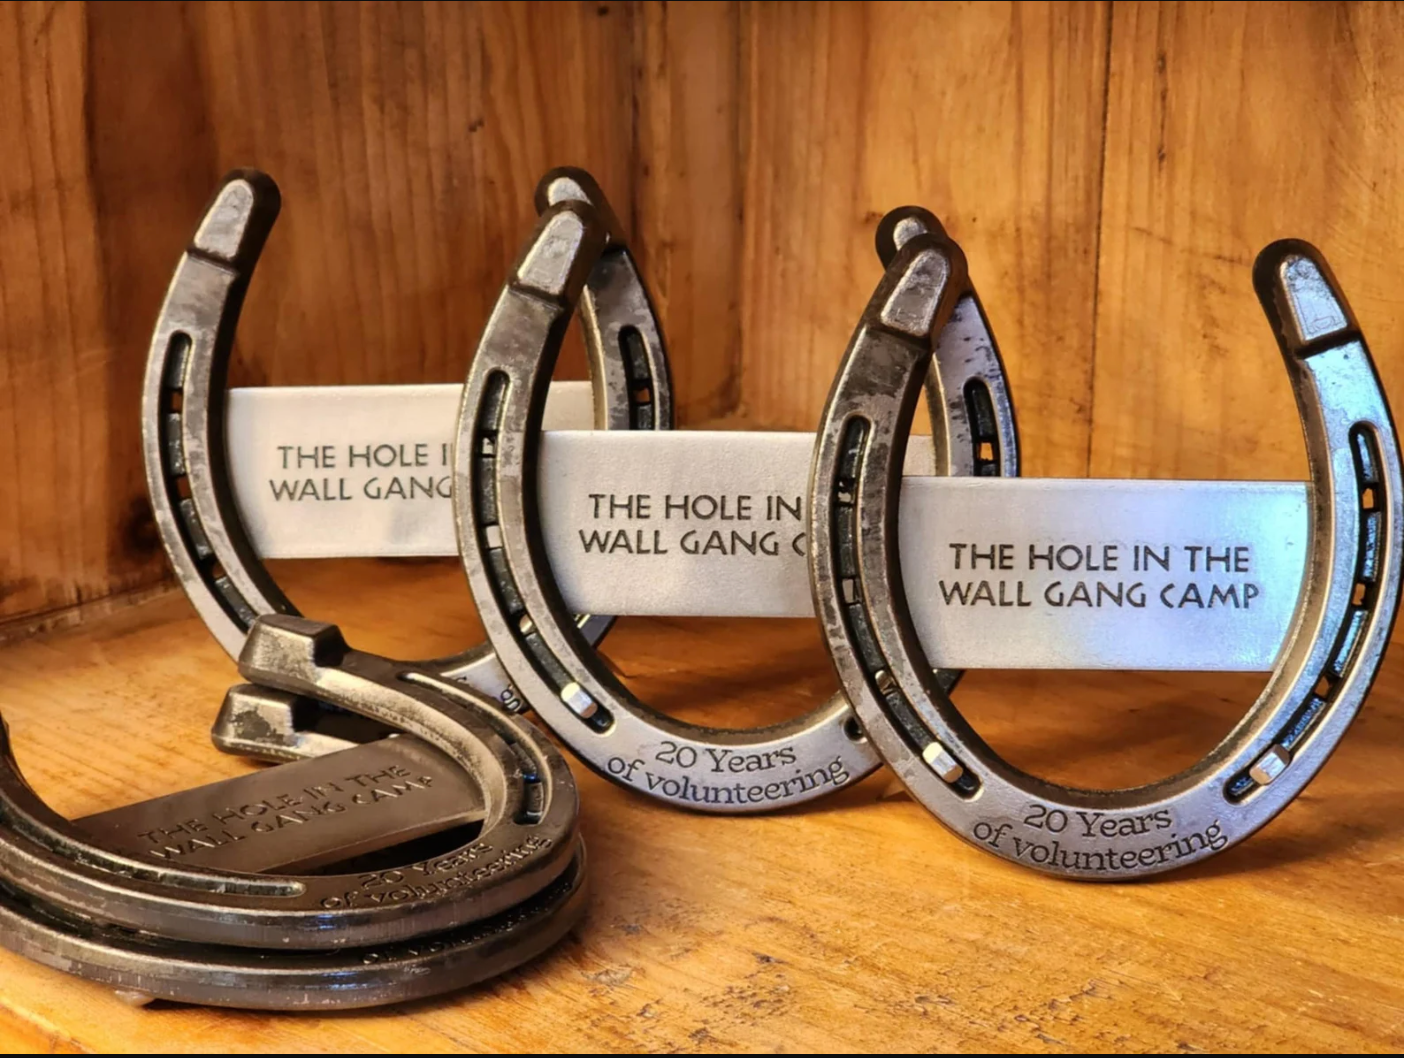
224;384;1308;670
77;737;483;873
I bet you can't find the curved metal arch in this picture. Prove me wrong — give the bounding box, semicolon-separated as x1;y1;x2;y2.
0;618;578;946
139;168;673;761
0;846;586;1010
454;204;1019;811
808;232;1401;878
0;617;586;1007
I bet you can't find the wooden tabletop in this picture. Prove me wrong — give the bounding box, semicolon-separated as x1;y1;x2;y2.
0;558;1399;1052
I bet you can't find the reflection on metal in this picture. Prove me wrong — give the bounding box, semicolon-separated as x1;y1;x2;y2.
139;169;672;762
456;203;1019;811
0;618;585;1008
808;229;1401;879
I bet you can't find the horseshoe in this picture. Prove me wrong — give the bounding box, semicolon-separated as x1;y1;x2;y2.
140;168;672;762
0;616;586;1008
454;203;1017;811
808;224;1401;877
0;852;585;1010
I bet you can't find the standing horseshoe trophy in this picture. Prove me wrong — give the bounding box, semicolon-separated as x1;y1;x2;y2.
806;219;1401;879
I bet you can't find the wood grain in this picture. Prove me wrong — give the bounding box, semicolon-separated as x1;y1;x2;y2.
1091;0;1404;480
3;4;1404;1049
188;0;636;389
0;559;1399;1051
632;0;744;421
0;2;167;638
0;1;648;635
737;0;1111;478
10;1;1404;628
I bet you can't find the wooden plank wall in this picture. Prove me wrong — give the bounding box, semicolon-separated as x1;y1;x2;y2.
0;0;649;635
3;0;1403;635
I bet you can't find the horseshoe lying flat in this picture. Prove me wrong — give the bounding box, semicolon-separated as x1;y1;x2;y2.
141;167;672;761
455;202;1017;811
808;228;1401;877
0;616;586;1008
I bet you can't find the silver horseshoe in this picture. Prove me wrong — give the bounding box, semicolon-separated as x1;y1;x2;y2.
140;168;672;761
808;226;1402;878
454;203;1018;811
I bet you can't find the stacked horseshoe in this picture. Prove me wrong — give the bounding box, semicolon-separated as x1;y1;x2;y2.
0;165;1396;1008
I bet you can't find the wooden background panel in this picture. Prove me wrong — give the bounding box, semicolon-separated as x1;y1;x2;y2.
738;0;1111;478
1092;0;1404;480
0;0;746;635
632;1;744;422
189;0;636;388
0;2;164;638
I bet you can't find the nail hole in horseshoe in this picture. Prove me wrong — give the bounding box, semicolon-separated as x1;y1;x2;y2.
162;331;191;393
963;378;1000;476
955;403;1390;794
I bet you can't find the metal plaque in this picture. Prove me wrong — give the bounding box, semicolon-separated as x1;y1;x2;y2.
223;384;1308;670
77;737;483;873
